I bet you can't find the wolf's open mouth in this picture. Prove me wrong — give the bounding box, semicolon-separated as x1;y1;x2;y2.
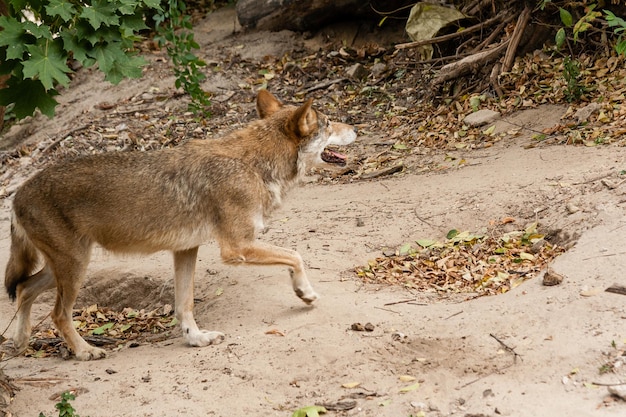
321;148;347;166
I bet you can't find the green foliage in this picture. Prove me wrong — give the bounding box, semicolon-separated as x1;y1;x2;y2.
154;0;211;115
562;55;583;101
38;392;82;417
0;0;161;120
544;1;626;56
604;10;626;55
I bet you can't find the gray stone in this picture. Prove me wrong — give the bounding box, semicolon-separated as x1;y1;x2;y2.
463;109;500;127
346;63;369;80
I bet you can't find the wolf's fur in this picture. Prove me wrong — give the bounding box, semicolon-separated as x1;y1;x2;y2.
4;90;356;360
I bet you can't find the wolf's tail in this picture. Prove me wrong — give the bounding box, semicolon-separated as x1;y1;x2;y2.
5;214;41;301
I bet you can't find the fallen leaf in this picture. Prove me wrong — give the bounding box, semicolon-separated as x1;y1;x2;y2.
399;375;416;382
265;329;285;337
399;382;420;393
291;406;327;417
342;382;361;389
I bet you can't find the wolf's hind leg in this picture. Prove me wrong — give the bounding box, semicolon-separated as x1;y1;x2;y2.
173;247;225;347
13;265;56;352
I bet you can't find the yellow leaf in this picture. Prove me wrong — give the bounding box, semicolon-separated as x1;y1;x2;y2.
399;382;420;393
399;375;416;382
482;125;496;136
342;382;361;389
519;252;535;261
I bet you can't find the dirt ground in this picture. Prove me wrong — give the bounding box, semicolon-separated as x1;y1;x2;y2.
1;6;625;417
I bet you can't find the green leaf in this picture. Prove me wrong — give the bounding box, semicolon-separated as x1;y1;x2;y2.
120;14;149;33
22;40;71;90
446;229;459;240
416;239;436;248
559;8;573;27
142;0;163;10
59;30;94;66
0;78;58;118
90;41;145;83
45;0;77;22
291;406;327;417
92;322;114;335
80;0;120;30
398;242;412;255
105;53;145;84
0;16;29;60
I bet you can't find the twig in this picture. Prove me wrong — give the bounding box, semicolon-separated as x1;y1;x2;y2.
373;306;401;315
606;284;626;296
572;172;613;185
490;333;522;363
42;123;91;154
590;381;626;387
445;310;463;320
303;78;347;94
582;251;626;261
384;298;417;306
456;363;514;389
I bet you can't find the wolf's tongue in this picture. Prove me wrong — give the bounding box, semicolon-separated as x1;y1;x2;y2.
321;149;347;165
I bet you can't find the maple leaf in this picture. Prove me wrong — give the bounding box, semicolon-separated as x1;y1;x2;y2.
45;0;78;22
80;0;120;30
0;16;29;60
22;40;71;91
0;78;58;119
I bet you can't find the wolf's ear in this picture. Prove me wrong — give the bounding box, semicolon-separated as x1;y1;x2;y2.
256;90;283;118
287;99;317;139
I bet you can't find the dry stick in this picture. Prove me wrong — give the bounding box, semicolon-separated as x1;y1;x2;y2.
445;310;463;320
605;284;626;296
502;6;531;73
490;333;522;363
457;363;515;389
395;12;507;50
303;78;346;94
432;39;510;85
591;381;626;387
583;251;626;261
42;123;91;154
470;18;512;54
383;298;417;306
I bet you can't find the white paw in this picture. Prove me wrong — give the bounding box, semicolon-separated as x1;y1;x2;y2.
75;346;107;361
295;288;319;305
12;333;30;353
186;330;225;347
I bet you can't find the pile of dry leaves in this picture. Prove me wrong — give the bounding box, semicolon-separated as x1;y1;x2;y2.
17;304;177;359
355;222;564;297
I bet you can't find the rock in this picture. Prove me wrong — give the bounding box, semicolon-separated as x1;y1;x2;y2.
346;63;369;80
463;109;500;127
371;62;388;78
574;103;602;123
608;384;626;400
542;269;564;286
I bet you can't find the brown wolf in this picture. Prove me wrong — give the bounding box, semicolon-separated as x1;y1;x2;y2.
4;90;357;360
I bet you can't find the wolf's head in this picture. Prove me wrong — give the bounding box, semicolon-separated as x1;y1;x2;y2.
256;89;357;167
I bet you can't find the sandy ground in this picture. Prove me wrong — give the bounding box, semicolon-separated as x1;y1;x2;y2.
1;6;626;417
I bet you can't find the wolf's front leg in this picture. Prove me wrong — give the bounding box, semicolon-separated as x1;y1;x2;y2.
173;248;225;346
220;241;319;304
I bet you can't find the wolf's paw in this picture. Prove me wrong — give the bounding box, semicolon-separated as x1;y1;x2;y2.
75;346;107;361
12;334;30;353
295;288;319;305
186;330;225;347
